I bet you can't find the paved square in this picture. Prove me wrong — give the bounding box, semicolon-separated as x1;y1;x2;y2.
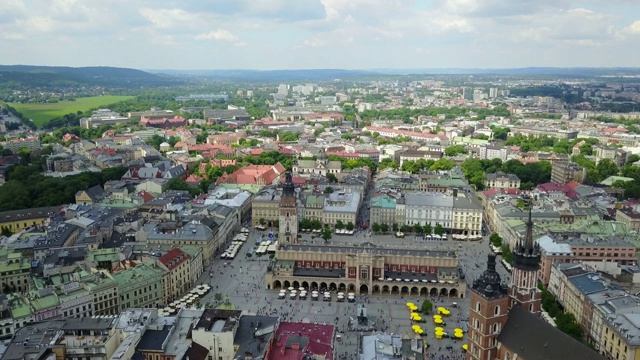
192;228;510;359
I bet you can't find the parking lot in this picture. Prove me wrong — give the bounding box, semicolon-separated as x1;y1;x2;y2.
190;227;509;359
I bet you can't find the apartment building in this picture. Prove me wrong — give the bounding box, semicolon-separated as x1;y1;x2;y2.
251;187;281;226
404;192;483;236
483;172;521;190
615;208;640;232
551;161;587;184
322;190;361;226
478;145;509;161
112;263;165;310
369;194;398;226
0;249;32;293
157;248;191;303
594;145;628;167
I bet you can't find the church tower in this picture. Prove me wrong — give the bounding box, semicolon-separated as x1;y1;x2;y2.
509;200;542;314
279;171;298;244
466;254;510;360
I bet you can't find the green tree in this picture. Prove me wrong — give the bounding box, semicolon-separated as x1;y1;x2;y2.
492;127;510;140
326;173;338;183
489;234;502;247
324;186;334;194
321;228;332;243
627;154;640;165
413;224;423;234
372;222;381;233
379;158;398;170
392;223;399;232
400;224;410;233
346;222;354;231
166;178;191;192
430;158;457;171
380;223;389;233
335;220;345;229
259;218;266;226
434;224;445;236
423;223;433;235
596;158;619;180
214;293;223;301
501;244;513;263
444;145;468;156
421;300;433;314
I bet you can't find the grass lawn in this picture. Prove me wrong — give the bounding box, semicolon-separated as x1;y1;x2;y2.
7;95;134;126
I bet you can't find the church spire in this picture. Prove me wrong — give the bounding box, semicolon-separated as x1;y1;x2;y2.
523;203;534;254
512;196;540;271
282;171;295;197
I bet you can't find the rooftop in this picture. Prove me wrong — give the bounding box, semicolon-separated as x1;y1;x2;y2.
281;242;456;259
498;306;605;360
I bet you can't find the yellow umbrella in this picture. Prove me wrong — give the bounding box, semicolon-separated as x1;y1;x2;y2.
463;344;468;351
441;309;451;316
435;327;444;332
435;332;444;339
416;329;424;334
434;319;443;324
412;325;421;329
437;307;446;312
454;328;463;333
410;305;419;311
406;302;415;307
433;315;442;319
454;332;464;338
411;312;420;318
414;316;422;321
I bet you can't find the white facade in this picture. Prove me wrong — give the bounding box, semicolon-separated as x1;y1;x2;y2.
478;146;509;161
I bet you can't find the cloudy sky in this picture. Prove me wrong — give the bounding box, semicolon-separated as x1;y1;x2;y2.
1;0;640;70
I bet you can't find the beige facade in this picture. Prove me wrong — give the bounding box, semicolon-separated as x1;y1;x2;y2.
616;209;640;232
158;248;192;303
483;172;520;190
266;244;466;297
251;193;280;226
601;315;640;360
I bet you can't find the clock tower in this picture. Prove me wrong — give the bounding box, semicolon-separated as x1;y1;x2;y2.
279;171;298;244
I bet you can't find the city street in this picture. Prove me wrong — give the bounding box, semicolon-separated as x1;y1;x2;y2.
188;227;509;359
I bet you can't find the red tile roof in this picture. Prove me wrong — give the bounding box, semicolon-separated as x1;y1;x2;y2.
158;248;189;271
217;163;285;185
136;190;155;202
268;322;334;360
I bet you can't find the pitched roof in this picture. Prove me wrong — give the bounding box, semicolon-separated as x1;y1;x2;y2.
158;248;189;271
76;185;105;201
498;306;605;360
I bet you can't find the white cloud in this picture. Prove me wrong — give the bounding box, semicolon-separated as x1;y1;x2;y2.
622;20;640;35
195;29;239;42
0;0;637;69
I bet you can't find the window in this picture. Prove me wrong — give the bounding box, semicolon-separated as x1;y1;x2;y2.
494;306;500;316
476;302;481;312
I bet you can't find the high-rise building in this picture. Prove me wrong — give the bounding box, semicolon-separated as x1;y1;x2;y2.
489;88;498;98
462;87;473;100
279;171;298;244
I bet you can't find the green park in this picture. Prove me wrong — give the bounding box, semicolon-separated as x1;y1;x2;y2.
6;95;133;126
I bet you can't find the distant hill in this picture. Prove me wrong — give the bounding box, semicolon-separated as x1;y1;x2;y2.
0;65;181;87
151;69;378;82
370;67;640;77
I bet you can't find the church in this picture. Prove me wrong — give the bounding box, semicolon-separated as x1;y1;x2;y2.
466;206;605;360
